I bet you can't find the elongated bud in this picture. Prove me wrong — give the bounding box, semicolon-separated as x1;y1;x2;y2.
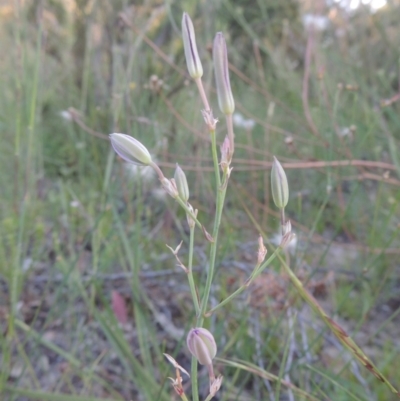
271;156;289;209
110;133;152;166
182;13;203;79
187;328;217;366
220;136;232;172
213;33;235;115
174;164;189;202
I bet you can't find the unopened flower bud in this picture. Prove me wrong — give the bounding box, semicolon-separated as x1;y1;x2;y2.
213;33;235;115
174;164;189;202
182;13;203;79
110;133;152;166
187;328;217;366
271;156;289;209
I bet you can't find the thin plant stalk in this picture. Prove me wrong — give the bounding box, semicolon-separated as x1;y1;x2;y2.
276;252;400;397
191;127;227;401
188;225;200;315
195;77;210;111
205;247;282;316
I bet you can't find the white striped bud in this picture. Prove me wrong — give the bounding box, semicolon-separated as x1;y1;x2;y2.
182;12;203;79
110;133;152;166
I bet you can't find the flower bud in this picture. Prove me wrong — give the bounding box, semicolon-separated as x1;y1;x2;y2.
213;33;235;115
182;12;203;79
187;328;217;366
271;156;289;209
110;133;152;166
220;135;232;172
174;164;189;202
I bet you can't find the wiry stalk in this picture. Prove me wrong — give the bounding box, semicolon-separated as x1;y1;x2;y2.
276;253;400;397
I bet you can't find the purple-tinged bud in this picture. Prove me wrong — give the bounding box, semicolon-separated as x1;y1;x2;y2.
110;133;152;166
187;328;217;366
174;164;189;202
182;12;203;79
271;156;289;209
213;33;235;115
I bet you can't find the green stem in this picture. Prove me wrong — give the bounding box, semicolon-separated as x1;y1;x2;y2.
276;252;400;397
181;392;190;401
191;357;199;401
187;225;200;315
210;130;221;188
191;129;225;401
198;173;227;325
206;247;282;315
198;131;224;321
175;197;205;233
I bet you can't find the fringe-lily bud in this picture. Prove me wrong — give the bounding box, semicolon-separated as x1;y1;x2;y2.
187;328;217;366
174;164;189;202
213;33;235;115
271;156;289;209
110;133;152;166
182;12;203;79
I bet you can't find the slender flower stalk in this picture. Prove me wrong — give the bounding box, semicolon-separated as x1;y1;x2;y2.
205;246;282;316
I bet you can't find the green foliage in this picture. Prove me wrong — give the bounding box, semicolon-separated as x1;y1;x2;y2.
1;0;400;400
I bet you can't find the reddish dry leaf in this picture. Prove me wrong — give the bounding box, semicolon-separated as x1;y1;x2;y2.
111;290;128;324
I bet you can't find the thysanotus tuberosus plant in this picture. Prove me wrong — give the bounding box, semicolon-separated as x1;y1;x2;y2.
110;12;400;400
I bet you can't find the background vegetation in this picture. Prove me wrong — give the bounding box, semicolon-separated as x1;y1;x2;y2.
1;0;400;400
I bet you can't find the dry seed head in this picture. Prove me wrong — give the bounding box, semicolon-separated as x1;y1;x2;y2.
110;133;152;166
271;156;289;209
182;12;203;79
213;33;235;115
